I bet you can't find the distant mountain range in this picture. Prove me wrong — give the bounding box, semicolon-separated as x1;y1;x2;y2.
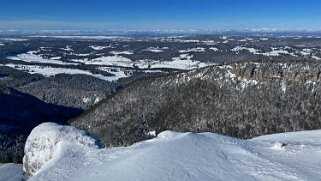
1;28;321;36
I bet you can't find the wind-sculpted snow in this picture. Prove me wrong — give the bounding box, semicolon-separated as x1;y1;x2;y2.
27;127;321;181
23;123;99;176
0;163;25;181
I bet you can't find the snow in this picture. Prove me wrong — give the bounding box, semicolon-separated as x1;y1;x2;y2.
151;56;210;70
271;142;286;150
300;48;312;56
0;38;28;42
144;47;169;53
26;123;321;181
179;47;205;53
110;50;133;55
209;47;219;52
40;47;51;50
133;54;214;70
175;39;200;43
98;67;130;81
94;97;101;104
133;59;153;69
72;53;90;57
3;64;123;82
60;45;73;51
238;38;254;42
147;131;156;137
89;45;114;50
75;55;133;67
261;48;297;57
50;56;61;60
70;54;208;72
82;97;91;103
220;36;228;40
281;81;287;93
23;123;98;176
7;51;77;65
0;163;25;181
231;47;298;57
232;46;259;53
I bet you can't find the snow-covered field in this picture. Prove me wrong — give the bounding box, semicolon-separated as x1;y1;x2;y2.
144;47;169;52
89;45;114;50
71;55;133;67
3;64;127;82
69;55;214;70
110;50;133;55
232;46;298;57
21;123;321;181
7;51;78;65
179;47;206;53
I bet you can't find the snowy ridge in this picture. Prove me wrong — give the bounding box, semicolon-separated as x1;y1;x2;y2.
25;123;321;181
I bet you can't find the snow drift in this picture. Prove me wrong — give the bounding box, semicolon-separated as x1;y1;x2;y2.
23;123;99;176
25;123;321;181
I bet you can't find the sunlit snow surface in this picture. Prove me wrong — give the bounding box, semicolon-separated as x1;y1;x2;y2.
7;51;78;65
0;163;25;181
26;123;321;181
4;64;127;82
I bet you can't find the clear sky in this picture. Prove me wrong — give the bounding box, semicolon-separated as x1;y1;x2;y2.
1;0;321;30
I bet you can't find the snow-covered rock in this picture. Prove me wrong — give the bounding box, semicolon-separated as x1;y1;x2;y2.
27;128;321;181
23;123;99;176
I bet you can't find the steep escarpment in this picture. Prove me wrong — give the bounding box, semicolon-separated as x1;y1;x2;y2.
0;86;82;163
70;61;321;147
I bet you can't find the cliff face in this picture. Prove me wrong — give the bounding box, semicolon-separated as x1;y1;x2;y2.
70;61;321;147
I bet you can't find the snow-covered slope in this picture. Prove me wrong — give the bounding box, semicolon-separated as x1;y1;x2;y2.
0;163;25;181
26;123;321;181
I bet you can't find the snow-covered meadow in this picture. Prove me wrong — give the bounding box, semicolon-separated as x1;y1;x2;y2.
7;51;78;65
4;64;128;82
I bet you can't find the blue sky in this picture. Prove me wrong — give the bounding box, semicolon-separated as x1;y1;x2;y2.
1;0;321;30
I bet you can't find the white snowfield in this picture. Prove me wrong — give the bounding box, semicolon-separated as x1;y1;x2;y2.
179;47;206;53
89;45;114;50
3;64;126;82
69;55;214;70
23;123;321;181
7;51;78;65
144;47;169;52
110;50;133;55
232;46;298;57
